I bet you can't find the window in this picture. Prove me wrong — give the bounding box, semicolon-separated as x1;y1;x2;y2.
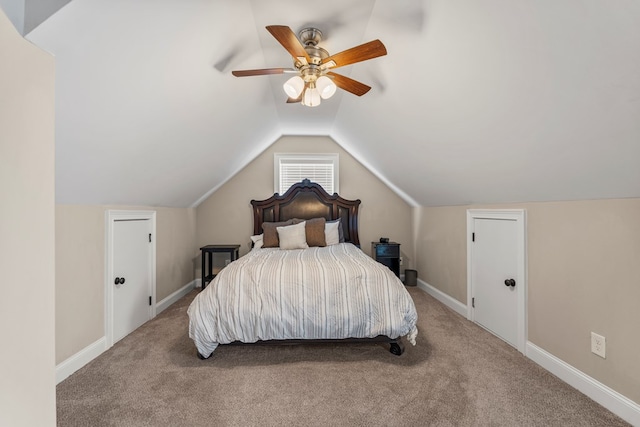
275;153;339;195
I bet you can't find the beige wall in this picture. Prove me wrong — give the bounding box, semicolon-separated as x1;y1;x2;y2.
0;9;56;426
196;135;413;268
155;207;198;299
55;135;411;364
55;205;196;363
56;206;105;364
415;198;640;404
414;206;468;303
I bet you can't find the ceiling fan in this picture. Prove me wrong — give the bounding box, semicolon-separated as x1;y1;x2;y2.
232;25;387;107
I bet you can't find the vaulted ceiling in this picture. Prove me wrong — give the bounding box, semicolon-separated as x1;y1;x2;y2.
23;0;640;207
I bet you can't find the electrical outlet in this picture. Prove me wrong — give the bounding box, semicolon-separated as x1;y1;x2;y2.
591;332;606;358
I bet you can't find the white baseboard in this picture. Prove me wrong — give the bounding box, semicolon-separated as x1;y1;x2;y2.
57;280;639;425
415;280;639;424
56;337;106;385
416;278;467;317
156;280;197;315
527;342;640;426
57;280;197;385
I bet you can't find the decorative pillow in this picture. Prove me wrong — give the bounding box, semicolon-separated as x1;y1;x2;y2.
250;234;264;249
262;220;294;247
277;221;309;250
325;220;341;246
305;217;327;247
326;219;345;243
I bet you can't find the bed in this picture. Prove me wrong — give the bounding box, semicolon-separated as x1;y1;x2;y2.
188;179;418;359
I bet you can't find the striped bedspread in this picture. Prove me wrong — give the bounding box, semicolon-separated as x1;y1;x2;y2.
188;243;418;358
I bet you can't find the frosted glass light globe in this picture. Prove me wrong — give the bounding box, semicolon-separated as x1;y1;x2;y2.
283;76;304;98
316;76;337;99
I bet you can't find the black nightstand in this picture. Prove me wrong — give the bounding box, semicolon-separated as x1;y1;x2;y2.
200;245;240;290
372;242;400;277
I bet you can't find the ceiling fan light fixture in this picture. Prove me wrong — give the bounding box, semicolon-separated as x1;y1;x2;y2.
283;76;305;98
316;76;337;99
302;84;321;107
232;26;388;106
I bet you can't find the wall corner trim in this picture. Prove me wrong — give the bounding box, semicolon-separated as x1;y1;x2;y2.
416;278;467;317
57;280;196;385
56;337;106;385
526;342;640;426
156;280;196;315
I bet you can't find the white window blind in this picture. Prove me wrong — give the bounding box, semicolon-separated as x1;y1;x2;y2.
275;154;339;195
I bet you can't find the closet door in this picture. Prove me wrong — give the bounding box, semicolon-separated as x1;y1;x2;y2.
113;219;153;343
468;209;527;354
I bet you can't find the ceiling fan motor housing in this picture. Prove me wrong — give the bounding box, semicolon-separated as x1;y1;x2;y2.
299;27;323;47
296;27;330;82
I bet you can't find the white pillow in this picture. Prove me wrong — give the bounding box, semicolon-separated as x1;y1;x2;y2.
250;234;264;249
324;220;340;246
277;221;309;250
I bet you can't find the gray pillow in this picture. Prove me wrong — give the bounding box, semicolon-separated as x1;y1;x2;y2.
326;219;345;243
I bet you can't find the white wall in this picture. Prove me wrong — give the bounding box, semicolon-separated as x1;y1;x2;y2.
0;8;56;426
24;0;71;34
0;0;24;33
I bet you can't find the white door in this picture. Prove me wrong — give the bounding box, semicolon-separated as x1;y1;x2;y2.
471;217;519;347
113;219;152;343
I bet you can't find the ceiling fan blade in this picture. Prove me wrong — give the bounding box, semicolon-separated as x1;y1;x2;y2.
267;25;311;62
322;40;387;69
231;68;288;77
266;25;311;63
327;72;371;96
286;96;302;104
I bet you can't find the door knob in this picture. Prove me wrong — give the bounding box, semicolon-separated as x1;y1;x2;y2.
504;278;516;287
114;277;126;285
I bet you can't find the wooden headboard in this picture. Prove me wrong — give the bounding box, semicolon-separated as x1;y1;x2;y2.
250;179;361;246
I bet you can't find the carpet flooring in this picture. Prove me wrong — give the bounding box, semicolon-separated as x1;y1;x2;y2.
56;287;629;426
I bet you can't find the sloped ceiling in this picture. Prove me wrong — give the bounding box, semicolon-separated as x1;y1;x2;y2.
25;0;640;208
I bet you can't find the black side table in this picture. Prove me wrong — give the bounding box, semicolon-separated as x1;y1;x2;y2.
371;242;401;278
200;244;240;290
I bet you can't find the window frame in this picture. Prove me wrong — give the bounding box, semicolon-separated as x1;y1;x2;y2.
274;153;339;195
